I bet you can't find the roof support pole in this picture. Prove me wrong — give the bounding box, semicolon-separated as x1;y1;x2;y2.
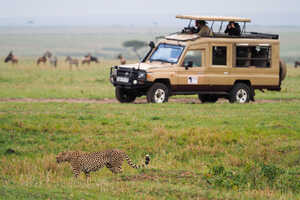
188;19;192;28
219;22;223;33
242;22;247;34
209;21;215;36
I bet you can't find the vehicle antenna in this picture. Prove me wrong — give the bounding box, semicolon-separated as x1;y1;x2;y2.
138;56;141;70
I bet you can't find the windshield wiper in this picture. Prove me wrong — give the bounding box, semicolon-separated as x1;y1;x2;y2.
150;59;172;63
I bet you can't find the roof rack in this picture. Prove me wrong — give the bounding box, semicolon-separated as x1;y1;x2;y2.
246;32;279;40
170;15;278;40
176;15;251;23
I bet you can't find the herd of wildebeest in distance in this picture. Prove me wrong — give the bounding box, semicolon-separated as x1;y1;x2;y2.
3;51;127;69
3;50;300;68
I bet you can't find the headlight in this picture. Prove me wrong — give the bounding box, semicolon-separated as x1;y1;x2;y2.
138;71;146;79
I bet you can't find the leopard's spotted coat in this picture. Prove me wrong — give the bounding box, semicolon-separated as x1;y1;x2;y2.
56;149;150;178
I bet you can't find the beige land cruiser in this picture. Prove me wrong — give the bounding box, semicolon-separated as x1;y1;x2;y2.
110;15;287;103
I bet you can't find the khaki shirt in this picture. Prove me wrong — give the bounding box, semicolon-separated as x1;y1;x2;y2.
198;25;213;37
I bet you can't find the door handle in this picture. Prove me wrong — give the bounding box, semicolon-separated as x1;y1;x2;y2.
224;72;229;75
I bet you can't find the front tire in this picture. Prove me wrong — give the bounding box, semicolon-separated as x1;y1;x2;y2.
229;83;251;104
147;83;169;103
115;87;136;103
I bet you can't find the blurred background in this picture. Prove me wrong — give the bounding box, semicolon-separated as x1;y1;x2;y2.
1;0;299;62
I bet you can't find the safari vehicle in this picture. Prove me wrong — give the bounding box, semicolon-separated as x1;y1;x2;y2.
110;15;287;103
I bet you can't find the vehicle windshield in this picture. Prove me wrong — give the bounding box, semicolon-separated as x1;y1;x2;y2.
149;44;184;64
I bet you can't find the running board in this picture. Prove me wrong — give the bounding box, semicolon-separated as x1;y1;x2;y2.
171;91;229;95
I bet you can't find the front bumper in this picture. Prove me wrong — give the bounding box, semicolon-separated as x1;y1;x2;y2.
110;66;152;89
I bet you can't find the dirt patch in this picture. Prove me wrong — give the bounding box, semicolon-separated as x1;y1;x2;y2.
0;98;118;104
0;98;300;104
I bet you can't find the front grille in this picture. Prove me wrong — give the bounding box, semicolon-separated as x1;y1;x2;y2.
117;70;130;77
116;68;138;78
110;66;149;88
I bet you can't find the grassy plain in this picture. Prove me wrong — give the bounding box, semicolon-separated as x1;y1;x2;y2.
1;60;300;100
0;61;300;199
0;59;116;99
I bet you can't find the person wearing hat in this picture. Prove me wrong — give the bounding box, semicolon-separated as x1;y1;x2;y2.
195;20;212;37
225;21;241;36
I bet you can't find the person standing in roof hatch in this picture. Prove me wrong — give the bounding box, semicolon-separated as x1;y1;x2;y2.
195;20;212;37
225;21;241;36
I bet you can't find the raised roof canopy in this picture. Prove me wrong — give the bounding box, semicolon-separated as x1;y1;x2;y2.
176;15;251;23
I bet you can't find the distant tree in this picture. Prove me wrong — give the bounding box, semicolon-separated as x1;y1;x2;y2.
123;40;147;60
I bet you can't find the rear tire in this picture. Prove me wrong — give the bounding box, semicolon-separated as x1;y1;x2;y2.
198;94;218;103
147;83;169;103
115;87;136;103
229;83;251;104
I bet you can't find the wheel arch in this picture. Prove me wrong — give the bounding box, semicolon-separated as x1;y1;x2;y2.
233;80;251;87
153;79;171;92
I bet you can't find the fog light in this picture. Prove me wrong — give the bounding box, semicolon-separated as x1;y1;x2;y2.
133;80;138;85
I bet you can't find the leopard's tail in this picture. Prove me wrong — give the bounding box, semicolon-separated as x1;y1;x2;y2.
125;154;150;169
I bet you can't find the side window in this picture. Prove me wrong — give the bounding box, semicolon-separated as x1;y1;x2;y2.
236;45;271;68
212;46;227;65
183;50;202;67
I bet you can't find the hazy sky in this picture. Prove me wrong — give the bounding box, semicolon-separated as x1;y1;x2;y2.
1;0;299;26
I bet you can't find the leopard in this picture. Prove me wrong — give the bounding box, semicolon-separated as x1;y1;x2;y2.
56;149;150;178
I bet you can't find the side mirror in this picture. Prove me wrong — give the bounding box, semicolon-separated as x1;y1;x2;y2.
149;41;155;49
184;61;193;70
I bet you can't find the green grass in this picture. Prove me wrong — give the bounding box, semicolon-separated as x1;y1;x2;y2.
0;102;300;199
0;60;300;199
0;59;300;100
0;59;116;99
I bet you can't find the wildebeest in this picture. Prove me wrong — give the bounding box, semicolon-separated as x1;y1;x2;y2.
4;51;18;64
36;51;54;66
295;61;300;68
117;54;126;65
90;56;99;63
65;56;79;70
37;51;52;66
82;55;91;65
44;51;52;58
82;54;99;65
45;51;58;68
37;56;47;65
49;56;58;68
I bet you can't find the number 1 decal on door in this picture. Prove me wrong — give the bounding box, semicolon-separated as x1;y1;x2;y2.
188;76;198;84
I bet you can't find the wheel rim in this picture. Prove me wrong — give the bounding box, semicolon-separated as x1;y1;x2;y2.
236;89;248;103
154;89;165;103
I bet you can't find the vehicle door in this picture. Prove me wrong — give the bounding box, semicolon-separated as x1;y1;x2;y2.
174;48;209;92
207;44;233;91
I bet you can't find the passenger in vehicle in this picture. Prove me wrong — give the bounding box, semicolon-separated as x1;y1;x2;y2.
195;20;213;37
252;48;268;67
225;21;241;36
